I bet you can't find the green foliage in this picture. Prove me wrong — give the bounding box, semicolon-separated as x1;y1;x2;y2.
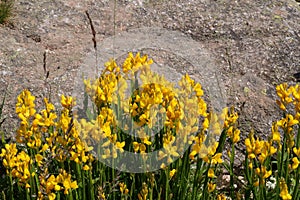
0;0;14;24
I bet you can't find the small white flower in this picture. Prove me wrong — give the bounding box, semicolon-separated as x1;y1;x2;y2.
266;176;276;190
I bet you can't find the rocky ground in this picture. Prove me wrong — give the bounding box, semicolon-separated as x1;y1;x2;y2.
0;0;300;168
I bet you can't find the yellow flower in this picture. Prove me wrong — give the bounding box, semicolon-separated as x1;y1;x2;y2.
61;95;75;109
57;170;78;194
249;162;253;169
102;148;111;159
170;169;176;178
0;143;18;169
40;143;49;152
138;182;149;200
58;109;72;133
276;99;287;111
227;126;240;143
104;59;119;73
293;147;300;157
208;168;216;178
193;82;204;97
122;52;153;75
276;83;294;111
292;157;300;170
16;89;36;121
34;110;57;127
203;153;223;164
212;153;223;164
279;178;292;200
207;182;216;193
158;142;180;164
83;165;90;171
217;193;227;200
133;142;140;153
292;85;300;101
277;114;299;129
258;141;277;164
202;117;209;130
272;123;281;142
45;175;59;193
262;167;272;179
253;180;259;187
35;154;43;167
48;193;56;200
223;107;238;128
245;133;264;159
119;182;129;195
255;166;272;180
115;141;125;152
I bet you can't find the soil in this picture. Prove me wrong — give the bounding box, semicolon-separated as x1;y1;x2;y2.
0;0;300;166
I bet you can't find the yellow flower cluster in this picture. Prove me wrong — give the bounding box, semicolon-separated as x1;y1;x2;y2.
276;83;294;111
245;133;277;163
274;83;300;170
243;83;300;192
16;89;36;123
279;178;292;200
0;143;32;187
119;182;129;195
2;53;300;199
276;114;298;150
83;52;208;169
208;181;216;193
292;147;300;170
122;52;153;76
223;107;240;144
37;95;93;169
129;83;181;129
16;89;40;147
276;83;300;116
138;182;148;200
39;169;78;200
84;72;118;109
0;89;95;199
245;131;275;185
189;106;239;161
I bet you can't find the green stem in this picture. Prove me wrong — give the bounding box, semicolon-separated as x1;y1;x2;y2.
279;136;286;178
130;174;135;200
192;158;202;199
67;190;74;200
296;127;300;148
88;170;95;200
149;184;153;200
112;159;115;200
284;148;290;181
165;169;169;200
9;170;14;200
229;144;235;199
26;187;30;200
292;126;300;198
57;191;61;200
275;147;282;198
76;163;85;200
202;162;211;200
292;167;300;199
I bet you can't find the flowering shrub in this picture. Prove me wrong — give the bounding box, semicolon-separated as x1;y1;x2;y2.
0;52;299;199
